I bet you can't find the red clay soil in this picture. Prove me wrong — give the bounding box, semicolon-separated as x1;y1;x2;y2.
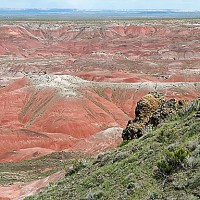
0;171;65;200
74;71;160;83
68;127;124;154
165;73;200;82
0;77;128;162
0;76;199;163
0;147;55;163
0;20;200;163
0;21;200;83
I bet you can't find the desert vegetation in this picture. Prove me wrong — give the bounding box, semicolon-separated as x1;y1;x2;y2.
24;98;200;199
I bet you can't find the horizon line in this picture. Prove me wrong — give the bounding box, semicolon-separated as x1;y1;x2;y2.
0;8;200;11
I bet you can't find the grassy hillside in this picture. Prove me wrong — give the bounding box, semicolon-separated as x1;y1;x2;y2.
0;152;85;186
26;99;200;200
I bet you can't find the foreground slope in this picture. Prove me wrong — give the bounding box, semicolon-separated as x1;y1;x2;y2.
24;99;200;200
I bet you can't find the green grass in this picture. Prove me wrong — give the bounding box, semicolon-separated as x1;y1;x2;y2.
0;152;85;186
25;101;200;200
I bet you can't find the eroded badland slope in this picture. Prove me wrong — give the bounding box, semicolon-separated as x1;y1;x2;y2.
0;20;199;163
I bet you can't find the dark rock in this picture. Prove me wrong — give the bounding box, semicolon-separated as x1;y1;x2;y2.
122;92;190;141
122;92;165;141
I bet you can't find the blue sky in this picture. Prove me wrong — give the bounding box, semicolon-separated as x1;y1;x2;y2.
0;0;199;10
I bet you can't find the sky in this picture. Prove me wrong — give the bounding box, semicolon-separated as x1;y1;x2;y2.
0;0;199;10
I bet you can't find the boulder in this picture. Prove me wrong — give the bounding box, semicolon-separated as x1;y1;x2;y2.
122;92;192;141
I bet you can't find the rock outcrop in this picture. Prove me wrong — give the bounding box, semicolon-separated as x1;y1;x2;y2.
122;92;194;140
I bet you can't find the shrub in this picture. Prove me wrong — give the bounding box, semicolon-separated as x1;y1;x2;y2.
93;153;112;167
65;159;86;176
86;190;104;200
156;147;188;176
186;140;198;152
119;140;131;147
157;159;174;174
